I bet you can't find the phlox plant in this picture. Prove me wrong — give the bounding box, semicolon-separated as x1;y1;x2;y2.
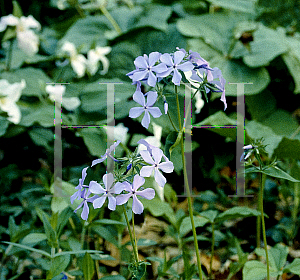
70;48;227;279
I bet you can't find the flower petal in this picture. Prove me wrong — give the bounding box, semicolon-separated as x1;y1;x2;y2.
81;201;89;220
91;155;106;167
132;195;144;214
172;69;182;85
147;71;157;87
136;188;155;200
103;173;114;190
145;91;158;107
173;50;185;65
107;196;116;210
151;148;163;164
116;193;132;205
93;196;107;209
140;150;155;164
154;169;167;187
134;56;148;69
148;52;160;66
148;107;162;118
129;107;144;118
133;89;145;106
140;166;154;177
89;181;106;194
158;161;174;173
160;53;173;66
132;174;145;191
177;61;194;72
141;111;150;129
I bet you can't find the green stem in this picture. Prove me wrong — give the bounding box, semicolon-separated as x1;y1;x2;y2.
132;212;139;262
209;223;215;279
256;193;261;248
51;247;55;258
99;4;122;35
175;86;203;280
259;171;270;280
293;182;299;222
122;205;139;266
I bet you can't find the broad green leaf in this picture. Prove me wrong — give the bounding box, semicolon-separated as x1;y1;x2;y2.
255;244;288;272
91;225;118;247
21;233;47;245
243;260;278;280
82;253;94;280
165;132;178;160
198;210;219;223
283;258;300;274
58;15;108;52
179;216;209;237
215;206;266;223
28;128;54;149
136;239;157;246
282;35;300;93
48;255;70;279
206;0;258;14
93;219;126;226
243;25;288;67
143;197;176;226
169;128;184;157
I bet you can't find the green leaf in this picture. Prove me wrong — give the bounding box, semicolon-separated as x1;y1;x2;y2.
36;208;57;247
243;260;279;280
81;253;94;280
255;244;288;272
12;1;23;18
55;207;73;238
198;210;219;223
2;241;51;258
21;233;47;245
206;0;258;14
261;166;300;182
54;250;103;257
179;216;209;237
143;196;176;226
91;225;118;247
215;206;266;223
48;255;70;279
169;128;184;156
136;239;157;246
92;219;126;226
58;16;108;53
282;35;300;93
165;131;178;160
283;258;300;274
0;116;10;137
28;128;54;149
243;25;288;67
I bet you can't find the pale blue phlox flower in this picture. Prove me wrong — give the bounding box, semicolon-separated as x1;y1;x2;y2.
140;148;174;188
115;175;155;214
129;89;162;129
74;188;97;221
137;139;169;162
158;51;194;85
131;52;167;87
70;166;89;204
91;140;121;167
89;173;123;211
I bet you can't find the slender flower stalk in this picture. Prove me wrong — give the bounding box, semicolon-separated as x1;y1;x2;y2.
122;205;139;266
175;85;203;280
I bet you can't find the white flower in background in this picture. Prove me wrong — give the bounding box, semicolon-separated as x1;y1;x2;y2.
105;123;129;144
60;42;111;77
0;15;41;56
61;41;87;78
138;122;162;153
0;79;26;124
46;84;81;111
86;46;111;75
184;70;205;114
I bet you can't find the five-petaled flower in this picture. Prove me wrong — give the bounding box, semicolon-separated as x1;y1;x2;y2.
115;175;155;214
89;173;123;211
0;79;26;124
74;188;97;221
131;52;167;87
158;50;194;85
0;14;41;56
91;140;121;167
129;87;162;129
140;148;174;188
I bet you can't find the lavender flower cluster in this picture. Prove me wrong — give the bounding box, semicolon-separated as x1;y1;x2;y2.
127;48;227;129
70;140;174;220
